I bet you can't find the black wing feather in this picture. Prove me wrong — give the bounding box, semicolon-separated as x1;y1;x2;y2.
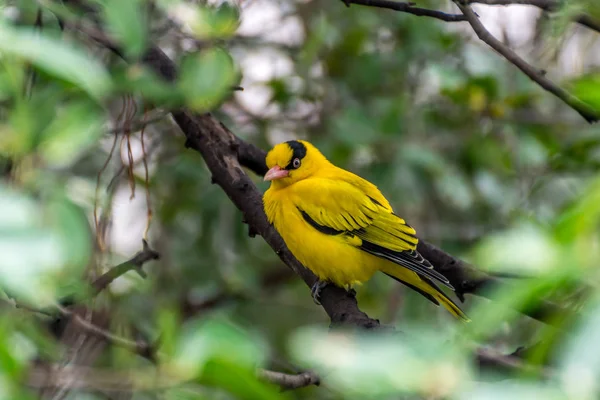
298;206;453;289
360;240;454;289
384;272;439;305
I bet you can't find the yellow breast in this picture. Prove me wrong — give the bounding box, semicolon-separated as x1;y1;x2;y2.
264;187;378;287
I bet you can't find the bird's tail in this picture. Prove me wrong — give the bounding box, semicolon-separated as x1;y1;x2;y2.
433;287;470;322
382;265;470;322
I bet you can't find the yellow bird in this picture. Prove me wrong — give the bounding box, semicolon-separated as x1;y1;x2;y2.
263;140;468;321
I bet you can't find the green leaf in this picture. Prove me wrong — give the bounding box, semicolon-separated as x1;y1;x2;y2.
39;101;103;168
201;360;285;400
115;65;183;106
174;318;266;378
48;197;92;277
178;48;237;112
472;224;560;275
331;107;380;145
518;135;548;169
0;23;112;99
400;144;446;174
558;297;600;400
0;317;41;400
194;4;240;39
435;168;474;210
555;175;600;241
167;3;240;40
566;73;600;112
0;187;90;307
102;0;147;57
290;327;469;397
0;86;65;158
163;386;213;400
464;382;566;400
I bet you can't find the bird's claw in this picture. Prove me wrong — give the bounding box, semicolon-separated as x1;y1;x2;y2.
311;280;329;305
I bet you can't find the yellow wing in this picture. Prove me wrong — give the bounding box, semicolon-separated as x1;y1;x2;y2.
290;176;452;288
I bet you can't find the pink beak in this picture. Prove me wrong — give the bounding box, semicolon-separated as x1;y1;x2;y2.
264;165;289;181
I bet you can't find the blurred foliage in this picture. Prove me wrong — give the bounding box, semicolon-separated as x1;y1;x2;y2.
1;0;600;398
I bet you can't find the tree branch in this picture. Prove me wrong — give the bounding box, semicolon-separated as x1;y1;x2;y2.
468;0;600;34
138;46;384;330
91;239;160;295
415;240;566;323
455;2;598;123
54;305;157;360
342;0;467;22
257;369;321;389
71;10;384;329
107;111;170;135
343;0;600;122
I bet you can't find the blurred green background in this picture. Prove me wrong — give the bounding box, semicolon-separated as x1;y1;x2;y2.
2;0;600;398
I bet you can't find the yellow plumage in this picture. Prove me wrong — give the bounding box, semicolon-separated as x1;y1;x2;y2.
263;140;468;321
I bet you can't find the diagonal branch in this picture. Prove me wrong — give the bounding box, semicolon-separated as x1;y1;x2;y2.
455;2;599;123
139;46;384;330
342;0;600;122
343;0;466;22
74;24;380;328
54;305;157;359
91;239;160;295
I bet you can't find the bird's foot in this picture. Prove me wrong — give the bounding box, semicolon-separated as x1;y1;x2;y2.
311;280;329;305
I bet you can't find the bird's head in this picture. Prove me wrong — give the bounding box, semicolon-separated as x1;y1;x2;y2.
264;140;328;187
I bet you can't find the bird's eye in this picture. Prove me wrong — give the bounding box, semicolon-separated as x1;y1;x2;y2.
292;158;301;169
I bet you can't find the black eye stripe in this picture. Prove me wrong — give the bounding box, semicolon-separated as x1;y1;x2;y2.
284;140;307;170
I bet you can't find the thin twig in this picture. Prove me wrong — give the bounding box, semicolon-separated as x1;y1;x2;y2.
107;111;169;135
468;0;600;34
94;121;119;252
257;369;320;389
54;305;154;357
5;299;158;361
91;239;160;294
28;365;320;392
343;0;466;22
455;2;599;123
476;347;554;378
341;0;600;122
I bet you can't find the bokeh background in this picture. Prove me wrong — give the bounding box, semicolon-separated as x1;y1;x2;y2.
2;0;600;398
